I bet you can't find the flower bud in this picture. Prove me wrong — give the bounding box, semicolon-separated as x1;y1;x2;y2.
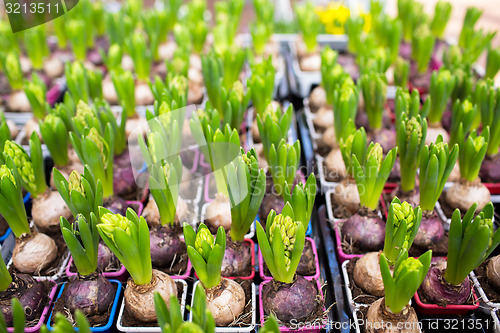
44;114;60;129
99;213;132;242
406;117;422;142
473;135;487;152
170;75;188;97
195;227;214;260
26;81;45;102
321;47;338;68
75;100;95;124
0;165;15;186
231;81;244;102
368;143;383;165
391;201;416;242
68;171;85;194
108;44;122;62
394;257;423;283
269;214;298;268
3;141;33;186
87;128;107;165
158;101;172;116
263;103;279;122
6;52;22;84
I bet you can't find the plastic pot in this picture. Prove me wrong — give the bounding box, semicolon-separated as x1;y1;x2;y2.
116;279;188;332
46;279;122;332
413;282;479;315
258;277;325;332
0;228;12;243
6;280;58;333
259;237;319;281
470;270;500;308
190;280;256;333
341;260;369;309
326;189;387;263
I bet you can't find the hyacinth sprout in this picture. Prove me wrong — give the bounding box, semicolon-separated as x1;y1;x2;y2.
256;203;306;283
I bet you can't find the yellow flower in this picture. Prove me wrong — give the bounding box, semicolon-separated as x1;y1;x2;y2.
315;2;350;35
360;12;372;32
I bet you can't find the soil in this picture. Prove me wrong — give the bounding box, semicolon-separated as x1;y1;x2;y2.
0;75;12;96
324;163;343;183
346;257;381;305
0;216;8;236
261;278;325;328
438;194;455;220
226;279;253;327
315;141;331;158
409;230;448;257
474;259;500;303
155;252;189;277
9;231;68;278
180;149;196;173
329;193;355;219
358;306;370;332
388;157;401;182
384;186;420;208
0;277;53;328
120;281;186;327
50;281;118;327
263;239;316;277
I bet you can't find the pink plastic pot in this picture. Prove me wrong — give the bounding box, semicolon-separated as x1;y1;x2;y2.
413;289;479;315
65;256;128;281
196;239;255;280
258;277;326;332
259;237;320;281
332;198;388;264
62;200;143;281
413;256;479;315
485;183;500;195
384;183;397;193
7;280;57;333
333;220;362;264
46;84;62;106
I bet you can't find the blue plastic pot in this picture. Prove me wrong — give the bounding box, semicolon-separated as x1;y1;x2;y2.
47;279;122;332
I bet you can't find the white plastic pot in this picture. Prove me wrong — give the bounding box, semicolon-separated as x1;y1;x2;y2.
116;279;188;332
